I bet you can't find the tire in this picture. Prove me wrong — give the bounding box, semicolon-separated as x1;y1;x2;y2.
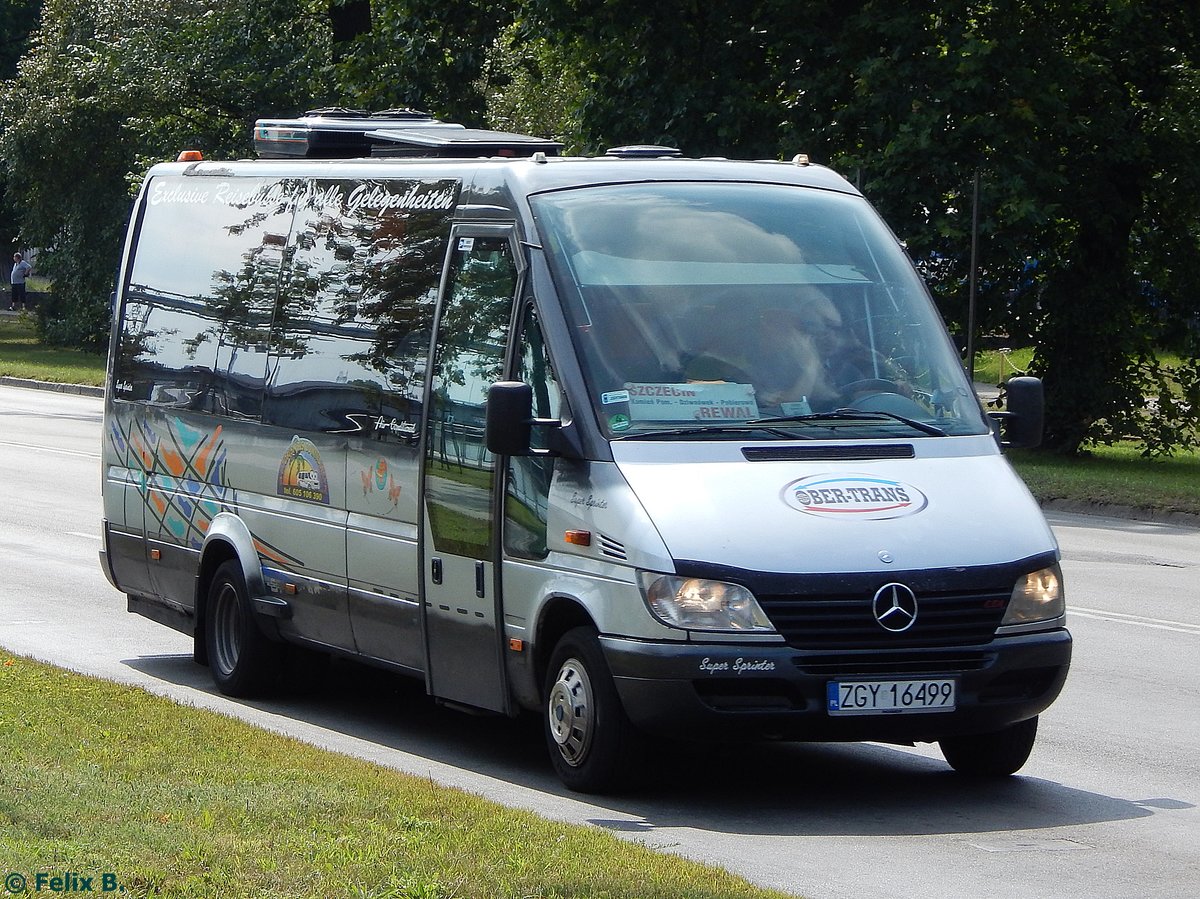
543;626;643;793
939;716;1038;777
205;560;281;697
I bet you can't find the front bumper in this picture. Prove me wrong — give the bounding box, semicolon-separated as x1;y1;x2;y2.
601;629;1071;743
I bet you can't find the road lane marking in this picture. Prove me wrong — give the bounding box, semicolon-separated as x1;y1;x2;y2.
68;531;102;541
968;838;1092;853
0;440;100;459
1069;605;1200;635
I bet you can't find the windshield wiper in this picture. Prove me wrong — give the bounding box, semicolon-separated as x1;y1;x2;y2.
613;424;810;441
750;409;947;437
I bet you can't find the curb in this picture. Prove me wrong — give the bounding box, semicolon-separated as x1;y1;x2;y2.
0;375;104;398
1039;497;1200;530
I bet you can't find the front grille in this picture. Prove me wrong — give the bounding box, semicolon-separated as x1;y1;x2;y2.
759;588;1009;650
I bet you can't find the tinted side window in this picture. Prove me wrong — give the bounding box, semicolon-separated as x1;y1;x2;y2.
114;176;301;418
261;178;458;437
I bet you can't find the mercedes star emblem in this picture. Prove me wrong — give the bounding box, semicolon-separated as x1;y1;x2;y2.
872;583;919;633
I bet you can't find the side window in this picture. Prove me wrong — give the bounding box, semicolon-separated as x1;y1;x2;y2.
424;235;518;559
114;176;299;418
505;304;560;559
262;178;457;436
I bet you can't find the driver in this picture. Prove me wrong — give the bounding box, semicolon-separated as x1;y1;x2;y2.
685;300;828;412
793;288;910;408
683;289;909;415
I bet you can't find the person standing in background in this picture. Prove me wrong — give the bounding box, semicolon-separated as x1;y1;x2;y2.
9;252;32;310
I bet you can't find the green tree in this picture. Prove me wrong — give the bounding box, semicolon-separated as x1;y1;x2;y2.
0;0;334;349
480;25;583;147
522;0;1200;455
328;0;507;122
517;0;787;156
799;1;1200;455
0;0;41;256
0;0;521;349
0;0;40;76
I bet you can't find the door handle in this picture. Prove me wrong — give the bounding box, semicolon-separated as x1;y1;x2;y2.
431;557;443;585
475;560;486;598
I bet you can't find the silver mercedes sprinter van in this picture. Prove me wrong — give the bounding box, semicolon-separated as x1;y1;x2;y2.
100;110;1070;792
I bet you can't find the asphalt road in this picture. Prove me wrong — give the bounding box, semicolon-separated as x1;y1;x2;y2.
1;384;1198;898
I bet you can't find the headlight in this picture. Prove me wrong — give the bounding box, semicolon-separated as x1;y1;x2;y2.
1002;564;1065;626
638;572;774;632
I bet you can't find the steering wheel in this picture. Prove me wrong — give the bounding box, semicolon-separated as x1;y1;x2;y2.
840;378;900;398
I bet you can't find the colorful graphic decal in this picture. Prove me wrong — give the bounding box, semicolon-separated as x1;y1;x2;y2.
108;416;229;551
782;474;928;520
360;457;403;511
108;415;305;568
278;437;331;504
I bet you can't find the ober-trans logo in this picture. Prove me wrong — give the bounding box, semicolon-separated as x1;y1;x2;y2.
782;473;928;519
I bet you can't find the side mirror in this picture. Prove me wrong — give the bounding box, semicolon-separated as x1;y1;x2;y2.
485;381;534;456
992;376;1044;449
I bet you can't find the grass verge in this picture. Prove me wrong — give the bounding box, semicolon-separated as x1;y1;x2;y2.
972;347;1035;385
0;316;105;387
0;652;788;899
1009;443;1200;517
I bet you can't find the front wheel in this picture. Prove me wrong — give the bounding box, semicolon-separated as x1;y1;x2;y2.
205;560;281;697
939;716;1038;776
543;627;643;793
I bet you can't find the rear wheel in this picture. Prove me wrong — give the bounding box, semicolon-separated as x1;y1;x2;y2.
544;626;642;793
205;560;281;697
939;716;1038;776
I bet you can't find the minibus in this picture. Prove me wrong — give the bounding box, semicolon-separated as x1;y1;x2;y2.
101;109;1070;792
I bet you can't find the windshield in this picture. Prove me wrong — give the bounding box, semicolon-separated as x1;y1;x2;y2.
530;182;988;440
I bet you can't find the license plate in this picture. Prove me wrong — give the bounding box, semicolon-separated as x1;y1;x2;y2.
827;678;956;716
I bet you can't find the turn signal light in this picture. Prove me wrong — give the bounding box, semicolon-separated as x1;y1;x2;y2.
565;530;592;546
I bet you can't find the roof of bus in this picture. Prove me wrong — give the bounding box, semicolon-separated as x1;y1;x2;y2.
145;154;861;200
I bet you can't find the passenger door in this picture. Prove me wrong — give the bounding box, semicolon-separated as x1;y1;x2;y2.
420;230;519;712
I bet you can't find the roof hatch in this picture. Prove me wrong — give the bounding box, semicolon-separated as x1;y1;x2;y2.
253;108;563;160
